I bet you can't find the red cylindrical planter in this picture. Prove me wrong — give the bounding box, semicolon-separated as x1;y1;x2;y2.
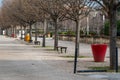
11;33;15;38
91;44;107;62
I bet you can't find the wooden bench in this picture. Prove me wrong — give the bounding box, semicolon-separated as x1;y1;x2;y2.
34;41;40;45
56;46;67;53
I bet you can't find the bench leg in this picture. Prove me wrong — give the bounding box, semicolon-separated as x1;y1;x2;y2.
65;48;67;53
61;48;63;53
57;47;58;51
61;48;67;53
38;42;40;45
34;41;40;45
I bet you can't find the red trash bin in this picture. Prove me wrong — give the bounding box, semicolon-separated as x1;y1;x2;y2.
91;44;107;62
11;33;16;38
11;33;15;37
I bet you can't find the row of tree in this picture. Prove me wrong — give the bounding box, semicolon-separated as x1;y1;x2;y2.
0;0;120;73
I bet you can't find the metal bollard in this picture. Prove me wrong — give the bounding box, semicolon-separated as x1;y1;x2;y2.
116;47;118;72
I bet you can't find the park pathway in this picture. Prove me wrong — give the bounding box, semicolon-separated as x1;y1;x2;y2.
0;35;108;80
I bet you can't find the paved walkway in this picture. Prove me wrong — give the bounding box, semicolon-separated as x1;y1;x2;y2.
0;35;119;80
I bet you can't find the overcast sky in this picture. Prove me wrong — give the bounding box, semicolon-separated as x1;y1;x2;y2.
0;0;2;7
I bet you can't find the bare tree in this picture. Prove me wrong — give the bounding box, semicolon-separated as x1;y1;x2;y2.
28;0;50;46
0;0;49;45
39;0;67;50
90;0;120;70
64;0;94;73
1;0;41;40
0;0;19;36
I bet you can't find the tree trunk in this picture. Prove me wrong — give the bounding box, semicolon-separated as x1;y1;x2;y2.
42;19;47;47
23;26;26;41
0;27;2;35
13;26;15;35
29;24;32;42
15;26;17;38
74;20;80;73
6;28;8;36
54;18;59;50
75;20;80;56
12;26;13;35
20;26;23;40
11;27;13;37
109;5;117;70
35;23;38;42
13;27;15;36
0;28;2;35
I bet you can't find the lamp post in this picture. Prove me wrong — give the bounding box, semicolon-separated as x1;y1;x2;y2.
93;10;97;33
102;14;105;28
86;16;89;35
84;6;90;36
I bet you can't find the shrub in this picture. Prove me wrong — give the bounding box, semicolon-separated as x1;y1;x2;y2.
66;31;75;36
104;21;109;36
89;31;97;36
104;20;120;36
